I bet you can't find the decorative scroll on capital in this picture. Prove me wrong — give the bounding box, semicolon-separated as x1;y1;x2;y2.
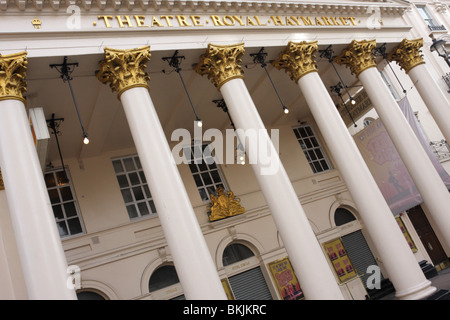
195;43;245;90
96;46;151;99
208;187;245;222
0;51;28;103
388;38;425;73
272;41;318;83
334;39;377;77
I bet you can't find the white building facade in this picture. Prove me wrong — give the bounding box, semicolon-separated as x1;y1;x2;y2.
0;0;449;300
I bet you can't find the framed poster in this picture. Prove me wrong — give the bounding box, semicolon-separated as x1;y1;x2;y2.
396;216;417;253
323;239;357;283
268;257;304;300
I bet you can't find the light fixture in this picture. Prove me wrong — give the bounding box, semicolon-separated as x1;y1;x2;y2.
213;99;246;165
46;113;69;185
162;50;203;127
50;57;90;145
430;35;450;67
374;43;407;95
330;83;357;127
250;47;290;115
320;45;357;107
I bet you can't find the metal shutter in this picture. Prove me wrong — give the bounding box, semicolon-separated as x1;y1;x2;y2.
341;230;383;289
228;267;272;300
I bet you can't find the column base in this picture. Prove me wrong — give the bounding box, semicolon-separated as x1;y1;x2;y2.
395;280;437;300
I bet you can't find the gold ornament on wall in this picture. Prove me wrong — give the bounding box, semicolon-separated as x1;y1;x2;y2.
272;41;319;82
208;187;245;222
0;51;28;103
334;39;377;77
31;18;42;29
195;43;245;90
388;38;425;74
96;46;151;99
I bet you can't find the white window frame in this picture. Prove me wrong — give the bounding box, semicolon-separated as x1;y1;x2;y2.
293;124;332;174
45;167;85;238
112;154;157;220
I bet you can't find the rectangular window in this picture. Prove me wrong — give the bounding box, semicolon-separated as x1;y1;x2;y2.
293;125;332;174
45;168;85;238
112;155;157;219
184;143;227;202
417;5;446;31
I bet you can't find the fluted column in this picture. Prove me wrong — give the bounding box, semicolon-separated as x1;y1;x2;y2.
0;52;76;299
195;43;344;300
388;38;450;143
336;39;450;256
273;41;436;300
96;46;226;300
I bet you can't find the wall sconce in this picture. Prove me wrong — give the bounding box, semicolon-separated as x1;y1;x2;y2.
430;35;450;67
330;83;357;127
250;47;290;114
163;50;202;127
50;57;89;145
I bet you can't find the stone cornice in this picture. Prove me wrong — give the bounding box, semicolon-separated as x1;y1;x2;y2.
0;0;410;14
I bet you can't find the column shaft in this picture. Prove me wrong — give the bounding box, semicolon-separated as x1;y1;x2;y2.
297;71;436;300
120;87;226;300
407;64;450;143
221;78;344;300
0;99;76;299
358;67;450;250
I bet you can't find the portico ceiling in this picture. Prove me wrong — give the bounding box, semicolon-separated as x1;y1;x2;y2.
24;42;384;166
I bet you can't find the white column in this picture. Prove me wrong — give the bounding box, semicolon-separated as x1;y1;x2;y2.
0;99;76;300
297;71;436;300
408;64;450;143
358;67;450;251
220;78;344;300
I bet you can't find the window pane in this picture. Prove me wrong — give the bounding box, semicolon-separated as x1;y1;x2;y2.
121;189;133;203
126;205;138;219
149;201;156;213
139;171;147;183
188;163;198;173
53;205;64;220
210;170;222;183
134;156;142;169
133;187;144;201
199;188;208;201
60;187;73;202
68;218;83;235
193;174;203;187
48;189;60;204
143;185;151;198
201;172;212;185
45;173;56;188
123;158;135;171
117;175;129;188
112;160;124;173
57;221;68;237
138;202;150;216
129;172;140;186
64;202;77;217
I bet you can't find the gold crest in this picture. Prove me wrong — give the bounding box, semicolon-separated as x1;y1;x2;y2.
208;187;245;222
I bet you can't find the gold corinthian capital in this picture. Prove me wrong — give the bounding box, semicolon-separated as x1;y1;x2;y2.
388;38;425;73
334;39;377;77
96;46;151;99
195;43;245;90
0;51;28;103
272;41;318;83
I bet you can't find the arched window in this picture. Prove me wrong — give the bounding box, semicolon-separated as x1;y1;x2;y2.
77;290;106;300
148;265;180;292
334;208;356;226
222;243;255;266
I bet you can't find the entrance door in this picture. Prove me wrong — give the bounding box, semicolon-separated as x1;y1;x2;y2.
407;205;448;265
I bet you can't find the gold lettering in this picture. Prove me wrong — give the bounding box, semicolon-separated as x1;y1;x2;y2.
116;15;133;28
288;16;301;26
98;15;113;28
246;16;257;26
176;15;191;27
210;15;225;26
270;16;285;26
301;16;313;26
321;16;333;26
151;16;163;27
190;15;203;26
348;17;357;26
233;16;245;26
330;17;341;26
254;16;267;26
340;17;349;25
160;15;174;27
315;17;324;26
134;15;148;27
223;16;235;26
